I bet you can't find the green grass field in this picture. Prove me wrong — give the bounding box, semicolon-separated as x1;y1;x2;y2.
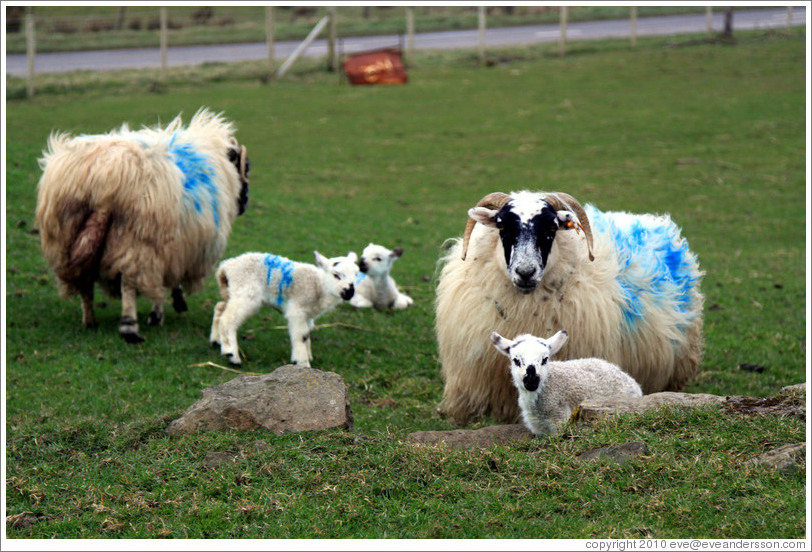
4;30;807;540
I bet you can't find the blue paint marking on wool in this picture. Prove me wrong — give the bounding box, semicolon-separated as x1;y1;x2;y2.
585;204;699;329
355;272;367;286
264;254;295;307
168;133;220;227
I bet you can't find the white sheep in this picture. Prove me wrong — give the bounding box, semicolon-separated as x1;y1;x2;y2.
436;190;704;425
349;243;413;310
210;250;359;367
35;108;250;343
491;330;643;436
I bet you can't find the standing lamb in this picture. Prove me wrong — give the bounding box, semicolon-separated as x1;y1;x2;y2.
210;250;359;367
35;108;250;343
491;330;643;436
349;243;413;310
435;190;704;425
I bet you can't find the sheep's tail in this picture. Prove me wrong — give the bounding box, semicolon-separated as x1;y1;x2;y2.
56;209;111;283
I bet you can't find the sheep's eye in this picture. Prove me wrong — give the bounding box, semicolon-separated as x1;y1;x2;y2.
541;358;548;365
512;358;520;366
496;218;504;230
373;257;381;262
333;273;341;280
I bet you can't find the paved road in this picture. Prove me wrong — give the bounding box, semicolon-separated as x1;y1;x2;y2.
5;7;806;77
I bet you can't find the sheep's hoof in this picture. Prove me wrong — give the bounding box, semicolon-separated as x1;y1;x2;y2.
120;330;145;344
147;311;163;326
228;357;242;367
172;288;188;313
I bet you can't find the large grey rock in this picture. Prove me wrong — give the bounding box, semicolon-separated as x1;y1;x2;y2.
167;365;353;436
408;424;533;449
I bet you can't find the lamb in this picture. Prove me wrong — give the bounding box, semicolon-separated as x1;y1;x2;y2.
349;243;413;310
435;190;704;425
35;108;250;343
491;330;643;436
209;250;359;367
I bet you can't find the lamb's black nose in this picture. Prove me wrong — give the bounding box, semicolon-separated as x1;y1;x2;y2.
358;259;368;273
523;366;540;391
341;284;355;300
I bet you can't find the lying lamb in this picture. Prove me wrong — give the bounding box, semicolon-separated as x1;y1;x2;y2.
210;250;359;367
349;243;413;311
490;330;643;436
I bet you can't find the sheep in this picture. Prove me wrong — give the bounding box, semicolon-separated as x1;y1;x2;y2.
491;330;643;436
349;243;414;310
35;108;250;343
435;190;704;425
209;250;359;367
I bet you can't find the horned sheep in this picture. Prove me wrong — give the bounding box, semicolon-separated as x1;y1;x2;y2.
349;243;413;311
210;250;359;367
35;108;250;343
435;190;704;425
491;330;643;436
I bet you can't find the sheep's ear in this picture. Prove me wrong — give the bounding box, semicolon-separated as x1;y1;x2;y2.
490;332;513;357
391;247;403;259
546;330;569;356
468;207;499;228
314;251;329;269
345;251;357;263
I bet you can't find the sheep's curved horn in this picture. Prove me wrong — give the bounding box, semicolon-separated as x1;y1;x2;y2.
238;145;249;183
544;192;595;262
461;192;512;261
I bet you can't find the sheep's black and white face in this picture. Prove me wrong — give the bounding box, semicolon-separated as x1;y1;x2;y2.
358;243;402;278
491;331;569;392
315;251;359;301
470;192;571;294
228;146;250;216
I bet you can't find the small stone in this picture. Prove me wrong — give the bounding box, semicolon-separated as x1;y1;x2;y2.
578;441;648;464
746;443;805;475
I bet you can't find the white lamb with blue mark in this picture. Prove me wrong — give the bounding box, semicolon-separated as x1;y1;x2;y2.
491;330;643;435
210;250;359;367
349;243;413;310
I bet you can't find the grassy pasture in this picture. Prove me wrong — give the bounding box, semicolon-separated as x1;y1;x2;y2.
3;31;807;540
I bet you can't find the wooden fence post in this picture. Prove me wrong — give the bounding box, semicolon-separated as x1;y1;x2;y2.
706;6;713;38
266;6;275;78
25;6;35;98
559;7;568;57
630;6;637;49
327;7;337;72
478;6;486;64
160;7;168;85
406;7;415;64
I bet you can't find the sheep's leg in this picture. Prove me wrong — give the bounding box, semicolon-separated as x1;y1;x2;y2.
171;286;188;313
119;281;144;344
306;319;314;362
218;296;262;365
286;312;311;367
349;294;373;309
79;284;97;328
209;301;227;347
147;301;164;327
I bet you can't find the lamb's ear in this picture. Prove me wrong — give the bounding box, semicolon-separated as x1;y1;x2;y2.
347;251;357;263
391;247;403;259
314;251;329;269
490;332;514;357
546;330;569;356
468;207;499;228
